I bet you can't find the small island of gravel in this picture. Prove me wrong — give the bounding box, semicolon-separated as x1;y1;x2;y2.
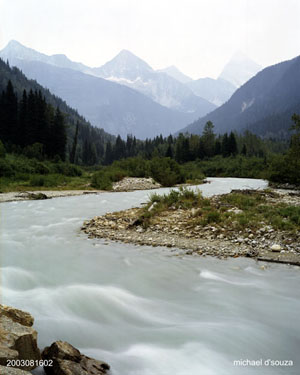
82;187;300;266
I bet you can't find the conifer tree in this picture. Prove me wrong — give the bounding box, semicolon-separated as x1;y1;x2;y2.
70;121;79;164
18;90;28;147
104;141;113;165
202;121;215;157
228;132;238;156
50;107;66;160
0;80;18;144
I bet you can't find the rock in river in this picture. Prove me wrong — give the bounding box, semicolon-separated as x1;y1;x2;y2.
0;304;41;371
42;341;110;375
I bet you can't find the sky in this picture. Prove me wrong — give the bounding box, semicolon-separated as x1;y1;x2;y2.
0;0;299;79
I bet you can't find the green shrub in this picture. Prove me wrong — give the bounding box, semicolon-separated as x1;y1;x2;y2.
30;175;45;186
205;210;221;224
0;159;14;177
150;157;184;186
29;174;68;187
23;143;44;160
112;157;150;177
106;168;126;182
53;162;82;177
91;171;112;190
0;140;6;158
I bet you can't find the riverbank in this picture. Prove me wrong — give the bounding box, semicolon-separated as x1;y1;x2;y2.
0;177;161;203
82;188;300;266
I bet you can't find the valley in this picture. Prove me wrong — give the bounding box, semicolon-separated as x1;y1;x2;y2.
0;6;300;373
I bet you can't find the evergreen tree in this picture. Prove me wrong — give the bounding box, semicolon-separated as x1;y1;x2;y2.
114;135;126;160
70;121;79;164
104;141;113;165
228;132;238;156
18;90;28;147
165;143;173;158
50;107;66;160
0;80;18;145
222;133;229;157
214;139;222;155
202;121;215;157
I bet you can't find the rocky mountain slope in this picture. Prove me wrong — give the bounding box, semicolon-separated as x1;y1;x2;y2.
94;49;216;116
180;55;300;138
186;77;236;106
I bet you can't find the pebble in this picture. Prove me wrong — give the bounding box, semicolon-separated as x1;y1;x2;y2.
271;244;282;252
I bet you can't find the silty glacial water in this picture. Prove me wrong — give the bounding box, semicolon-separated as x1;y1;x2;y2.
1;178;299;375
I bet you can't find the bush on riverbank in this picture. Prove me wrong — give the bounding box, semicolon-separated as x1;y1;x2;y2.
0;153;87;192
91;157;186;189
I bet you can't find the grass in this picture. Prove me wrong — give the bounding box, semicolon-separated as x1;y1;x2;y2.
135;188;300;232
136;188;206;228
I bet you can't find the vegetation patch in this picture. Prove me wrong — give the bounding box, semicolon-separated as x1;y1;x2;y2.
134;188;300;233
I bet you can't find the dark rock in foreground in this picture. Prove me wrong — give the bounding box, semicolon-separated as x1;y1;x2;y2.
0;305;41;371
42;341;110;375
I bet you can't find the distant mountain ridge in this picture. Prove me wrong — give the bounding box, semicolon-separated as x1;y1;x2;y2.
179;55;300;138
158;65;193;84
186;77;236;106
94;49;216;116
1;40;93;75
219;51;262;87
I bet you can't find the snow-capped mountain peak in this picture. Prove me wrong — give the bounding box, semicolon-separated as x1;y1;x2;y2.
219;51;262;87
94;49;153;80
0;40;91;73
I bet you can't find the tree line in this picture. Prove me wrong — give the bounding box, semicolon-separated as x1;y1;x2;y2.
100;121;279;166
0;78;289;169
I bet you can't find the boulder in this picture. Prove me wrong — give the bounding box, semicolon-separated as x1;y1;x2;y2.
0;365;31;374
42;341;110;375
0;305;40;371
0;305;34;327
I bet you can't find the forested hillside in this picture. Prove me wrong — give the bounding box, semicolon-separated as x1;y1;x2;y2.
0;58;114;164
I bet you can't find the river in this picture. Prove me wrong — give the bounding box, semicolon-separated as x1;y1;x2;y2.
1;178;299;375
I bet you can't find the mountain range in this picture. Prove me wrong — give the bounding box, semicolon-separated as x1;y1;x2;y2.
1;41;219;138
180;55;300;138
4;40;292;141
93;49;215;116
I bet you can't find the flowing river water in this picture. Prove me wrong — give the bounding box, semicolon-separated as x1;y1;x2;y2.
1;178;299;375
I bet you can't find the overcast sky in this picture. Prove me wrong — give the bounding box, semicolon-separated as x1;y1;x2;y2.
0;0;299;79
